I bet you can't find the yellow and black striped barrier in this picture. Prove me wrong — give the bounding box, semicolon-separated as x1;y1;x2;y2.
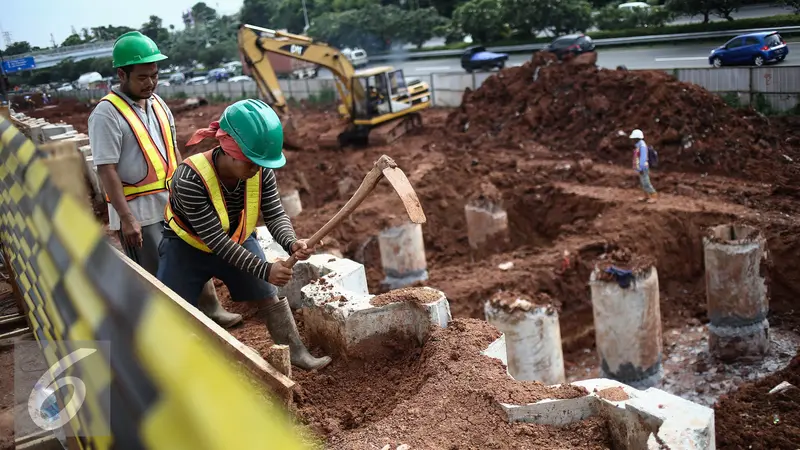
0;116;310;449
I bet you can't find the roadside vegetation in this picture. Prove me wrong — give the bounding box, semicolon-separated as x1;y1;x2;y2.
2;0;798;86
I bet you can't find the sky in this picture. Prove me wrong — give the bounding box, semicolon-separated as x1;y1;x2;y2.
1;0;245;50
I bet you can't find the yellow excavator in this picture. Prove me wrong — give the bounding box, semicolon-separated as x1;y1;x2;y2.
237;24;432;149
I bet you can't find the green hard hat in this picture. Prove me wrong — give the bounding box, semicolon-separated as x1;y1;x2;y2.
112;31;168;68
219;99;285;169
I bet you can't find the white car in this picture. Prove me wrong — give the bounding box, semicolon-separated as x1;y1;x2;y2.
618;1;650;10
227;75;252;83
185;76;209;86
342;47;369;68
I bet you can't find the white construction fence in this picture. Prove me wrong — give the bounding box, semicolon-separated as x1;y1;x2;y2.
60;66;800;112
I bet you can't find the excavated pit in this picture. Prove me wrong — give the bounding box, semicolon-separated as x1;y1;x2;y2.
20;49;800;447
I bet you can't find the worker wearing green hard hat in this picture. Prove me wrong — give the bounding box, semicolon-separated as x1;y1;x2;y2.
90;30;244;330
158;99;332;371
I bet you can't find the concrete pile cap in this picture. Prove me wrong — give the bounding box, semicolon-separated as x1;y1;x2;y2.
704;223;764;246
498;377;715;450
486;291;558;317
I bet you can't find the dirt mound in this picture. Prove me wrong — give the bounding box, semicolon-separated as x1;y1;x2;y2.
715;352;800;449
446;52;800;186
293;319;607;449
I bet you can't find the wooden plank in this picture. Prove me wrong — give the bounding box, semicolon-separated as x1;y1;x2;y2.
112;247;296;404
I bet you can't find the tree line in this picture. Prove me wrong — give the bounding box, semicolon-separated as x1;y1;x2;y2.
2;0;796;86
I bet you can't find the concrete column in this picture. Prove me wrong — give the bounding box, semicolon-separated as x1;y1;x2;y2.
465;201;509;252
484;293;565;384
703;224;769;362
280;189;302;218
378;222;428;289
590;266;663;389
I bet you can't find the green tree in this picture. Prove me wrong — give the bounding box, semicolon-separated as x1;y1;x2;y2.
141;15;170;45
400;7;450;48
240;0;281;26
784;0;800;13
665;0;715;23
61;34;85;47
191;2;219;24
505;0;593;37
419;0;466;18
452;0;507;43
3;41;32;56
710;0;741;20
90;25;136;41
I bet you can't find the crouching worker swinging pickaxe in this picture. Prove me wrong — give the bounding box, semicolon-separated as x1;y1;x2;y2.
156;98;425;371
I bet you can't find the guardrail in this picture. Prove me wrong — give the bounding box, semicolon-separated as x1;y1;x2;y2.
370;25;800;61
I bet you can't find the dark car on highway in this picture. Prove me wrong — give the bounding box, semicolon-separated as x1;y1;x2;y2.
460;46;509;72
708;31;788;68
542;34;596;60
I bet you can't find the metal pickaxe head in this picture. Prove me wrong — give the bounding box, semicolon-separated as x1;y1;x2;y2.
375;155;426;224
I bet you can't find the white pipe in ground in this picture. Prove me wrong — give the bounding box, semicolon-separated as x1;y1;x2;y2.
378;222;428;289
703;224;770;362
280;189;302;218
465;201;509;252
590;265;663;389
484;293;565;385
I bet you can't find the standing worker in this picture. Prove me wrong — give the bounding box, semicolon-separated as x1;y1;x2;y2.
89;31;242;328
157;99;332;371
630;129;657;203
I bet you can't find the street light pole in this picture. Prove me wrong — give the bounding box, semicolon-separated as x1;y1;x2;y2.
0;50;8;104
301;0;310;33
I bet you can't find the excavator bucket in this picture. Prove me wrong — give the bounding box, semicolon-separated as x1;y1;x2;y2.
280;114;302;150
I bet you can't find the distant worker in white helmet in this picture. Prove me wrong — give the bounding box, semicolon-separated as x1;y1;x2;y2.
629;129;657;203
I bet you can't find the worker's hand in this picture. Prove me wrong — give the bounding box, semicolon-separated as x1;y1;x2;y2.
268;261;293;287
291;239;321;261
120;214;143;249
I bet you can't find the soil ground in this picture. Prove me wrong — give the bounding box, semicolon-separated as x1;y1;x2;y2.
3;53;800;448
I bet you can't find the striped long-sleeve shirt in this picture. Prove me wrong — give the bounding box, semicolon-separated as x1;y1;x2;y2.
162;147;297;281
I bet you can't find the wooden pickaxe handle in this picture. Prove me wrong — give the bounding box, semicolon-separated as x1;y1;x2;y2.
283;156;394;268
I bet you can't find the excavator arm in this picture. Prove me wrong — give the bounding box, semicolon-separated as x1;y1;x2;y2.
237;24;364;120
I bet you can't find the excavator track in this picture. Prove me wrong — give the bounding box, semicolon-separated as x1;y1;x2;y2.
368;113;423;147
318;123;352;149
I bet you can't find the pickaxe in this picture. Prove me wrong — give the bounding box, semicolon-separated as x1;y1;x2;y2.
284;155;426;268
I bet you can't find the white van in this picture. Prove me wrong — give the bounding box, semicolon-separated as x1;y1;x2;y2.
76;72;103;89
342;47;369;68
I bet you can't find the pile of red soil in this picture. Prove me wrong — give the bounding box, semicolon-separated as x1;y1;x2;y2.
293;318;611;449
369;287;442;306
446;52;800;187
715;352;800;449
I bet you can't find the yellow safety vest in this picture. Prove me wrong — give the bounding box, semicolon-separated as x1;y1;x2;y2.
165;150;262;253
102;92;178;201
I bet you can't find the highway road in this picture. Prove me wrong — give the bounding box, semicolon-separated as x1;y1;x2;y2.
315;40;800;78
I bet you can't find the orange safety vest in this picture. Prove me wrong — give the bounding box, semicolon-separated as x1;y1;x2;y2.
164;150;262;253
102;92;178;202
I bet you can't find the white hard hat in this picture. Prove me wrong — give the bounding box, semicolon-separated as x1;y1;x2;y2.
629;129;644;139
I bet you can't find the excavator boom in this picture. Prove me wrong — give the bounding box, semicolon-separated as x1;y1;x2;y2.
237;23;431;149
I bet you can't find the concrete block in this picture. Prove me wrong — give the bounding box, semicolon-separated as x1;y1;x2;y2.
79;145;92;158
280;189;302;218
485;296;565;385
590;266;663;388
302;284;450;358
47;131;78;142
379;222;428;289
41;124;73;142
703;224;769;361
465;202;509;251
496;376;715;450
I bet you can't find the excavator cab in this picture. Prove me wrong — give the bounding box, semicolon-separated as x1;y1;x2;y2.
352;67;415;120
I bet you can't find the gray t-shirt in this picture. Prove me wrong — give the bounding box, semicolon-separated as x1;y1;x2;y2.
88;88;177;231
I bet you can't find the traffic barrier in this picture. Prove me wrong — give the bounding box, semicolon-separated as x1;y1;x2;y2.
0;116;310;449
